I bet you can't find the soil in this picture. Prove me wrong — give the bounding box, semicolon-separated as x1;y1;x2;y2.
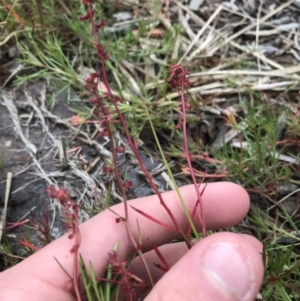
0;81;176;271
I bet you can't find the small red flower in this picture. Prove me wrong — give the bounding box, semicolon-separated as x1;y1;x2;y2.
167;64;191;89
96;44;109;61
45;185;71;205
90;96;98;104
79;10;94;21
116;146;125;153
95;20;106;29
124;181;133;188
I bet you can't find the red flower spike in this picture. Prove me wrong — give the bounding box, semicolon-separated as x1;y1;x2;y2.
167;64;191;89
82;0;93;3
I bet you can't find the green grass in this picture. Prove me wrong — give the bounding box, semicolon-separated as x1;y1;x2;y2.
1;0;300;300
215;96;292;193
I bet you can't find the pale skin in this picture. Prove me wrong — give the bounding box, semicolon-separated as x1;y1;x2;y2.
0;182;264;301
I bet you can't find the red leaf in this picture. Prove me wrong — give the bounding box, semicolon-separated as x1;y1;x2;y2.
130;206;177;231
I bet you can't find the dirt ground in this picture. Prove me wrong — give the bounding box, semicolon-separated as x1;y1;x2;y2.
0;81;176;271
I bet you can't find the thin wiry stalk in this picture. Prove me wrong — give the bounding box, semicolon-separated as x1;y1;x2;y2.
84;1;193;247
167;64;206;236
84;1;155;289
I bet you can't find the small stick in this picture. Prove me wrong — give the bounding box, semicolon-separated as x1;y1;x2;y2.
0;172;12;242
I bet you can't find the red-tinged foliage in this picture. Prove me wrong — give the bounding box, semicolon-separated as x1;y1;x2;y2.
30;209;52;246
97;251;148;301
17;236;40;252
79;3;192;254
76;3;208;300
46;185;81;300
153;262;168;272
45;185;71;205
168;63;206;236
148;238;170;272
130;206;177;232
45;185;80;243
7;219;29;229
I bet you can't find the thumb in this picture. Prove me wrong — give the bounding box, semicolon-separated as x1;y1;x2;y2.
145;233;264;301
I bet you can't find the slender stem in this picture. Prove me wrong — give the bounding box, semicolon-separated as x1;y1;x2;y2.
88;3;154;287
179;67;206;237
88;3;191;248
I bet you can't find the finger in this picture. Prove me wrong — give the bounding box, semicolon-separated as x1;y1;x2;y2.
4;182;249;292
130;236;264;280
145;233;264;301
78;181;250;268
126;236;264;299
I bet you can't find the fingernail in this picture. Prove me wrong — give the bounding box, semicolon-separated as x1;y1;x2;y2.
202;242;255;300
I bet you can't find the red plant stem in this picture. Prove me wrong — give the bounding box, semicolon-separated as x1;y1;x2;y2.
72;213;81;301
86;3;191;249
148;238;170;272
7;219;29;229
179;68;206;237
130;206;178;232
87;3;155;287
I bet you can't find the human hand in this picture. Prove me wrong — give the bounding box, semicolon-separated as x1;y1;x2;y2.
0;182;264;301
